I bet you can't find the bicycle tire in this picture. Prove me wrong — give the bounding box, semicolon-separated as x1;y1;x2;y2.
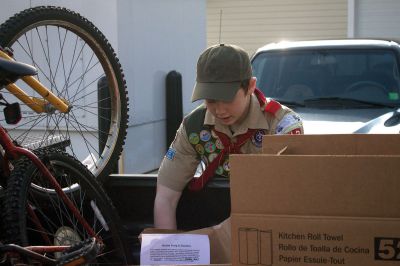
1;149;133;265
0;6;129;182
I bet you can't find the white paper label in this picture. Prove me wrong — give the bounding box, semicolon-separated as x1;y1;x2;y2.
140;234;210;265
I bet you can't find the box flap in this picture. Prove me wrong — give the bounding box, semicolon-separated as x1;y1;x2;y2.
262;134;400;155
140;218;231;264
230;154;400;218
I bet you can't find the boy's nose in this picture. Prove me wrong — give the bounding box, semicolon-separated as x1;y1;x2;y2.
214;102;225;114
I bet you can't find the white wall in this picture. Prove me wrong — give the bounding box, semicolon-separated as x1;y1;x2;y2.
117;0;205;173
0;0;206;174
0;0;119;49
354;0;400;39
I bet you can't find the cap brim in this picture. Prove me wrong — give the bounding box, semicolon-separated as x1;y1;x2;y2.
191;82;241;102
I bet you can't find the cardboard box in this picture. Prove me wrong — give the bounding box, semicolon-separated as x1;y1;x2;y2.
229;134;400;266
262;134;400;155
140;218;231;264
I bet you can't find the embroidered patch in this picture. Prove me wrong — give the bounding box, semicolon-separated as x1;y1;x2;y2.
195;144;205;155
251;129;266;148
215;166;224;175
165;148;176;160
189;133;200;144
215;138;224;150
208;152;218;163
275;113;302;135
204;141;216;153
289;128;302;135
223;159;230;172
200;130;211;142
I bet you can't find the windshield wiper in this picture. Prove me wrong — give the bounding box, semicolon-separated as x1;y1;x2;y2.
303;97;397;108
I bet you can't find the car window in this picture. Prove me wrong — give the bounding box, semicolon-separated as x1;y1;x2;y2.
252;49;400;106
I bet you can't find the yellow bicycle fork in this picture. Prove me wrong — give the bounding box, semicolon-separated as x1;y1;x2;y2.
0;49;69;114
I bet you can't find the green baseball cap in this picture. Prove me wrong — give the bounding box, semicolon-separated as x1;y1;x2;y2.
191;44;252;102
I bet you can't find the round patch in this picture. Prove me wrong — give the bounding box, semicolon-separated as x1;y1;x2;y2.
200;130;211;142
223;159;230;172
189;133;199;144
215;166;224;175
215;138;224;150
204;141;216;153
195;144;205;155
208;152;218;163
251;130;266;148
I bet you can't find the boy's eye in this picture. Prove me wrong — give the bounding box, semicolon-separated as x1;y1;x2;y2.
206;99;216;104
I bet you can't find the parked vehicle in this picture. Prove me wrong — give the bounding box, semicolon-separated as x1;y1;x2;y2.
251;39;400;133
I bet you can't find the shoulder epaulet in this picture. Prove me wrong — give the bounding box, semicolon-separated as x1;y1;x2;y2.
264;99;282;116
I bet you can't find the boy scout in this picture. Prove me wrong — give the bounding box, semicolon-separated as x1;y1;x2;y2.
154;44;303;229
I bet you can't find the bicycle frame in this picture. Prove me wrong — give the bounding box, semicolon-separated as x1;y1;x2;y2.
0;126;103;254
0;49;69;114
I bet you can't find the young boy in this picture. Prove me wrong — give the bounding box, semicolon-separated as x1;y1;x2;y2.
154;44;303;229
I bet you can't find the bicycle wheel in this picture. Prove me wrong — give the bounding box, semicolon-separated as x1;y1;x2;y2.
0;6;129;181
2;149;133;265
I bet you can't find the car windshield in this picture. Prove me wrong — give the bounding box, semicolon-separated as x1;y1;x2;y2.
252;48;400;107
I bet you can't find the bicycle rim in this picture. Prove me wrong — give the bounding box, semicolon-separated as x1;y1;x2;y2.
0;6;129;181
2;150;133;265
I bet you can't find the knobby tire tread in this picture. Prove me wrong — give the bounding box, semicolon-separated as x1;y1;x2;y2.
0;6;129;182
1;149;133;264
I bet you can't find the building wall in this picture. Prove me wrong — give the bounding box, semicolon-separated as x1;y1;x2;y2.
207;0;348;55
117;0;206;173
354;0;400;40
0;0;119;50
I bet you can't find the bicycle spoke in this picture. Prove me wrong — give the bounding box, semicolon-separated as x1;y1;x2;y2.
63;37;87;99
68;52;98;103
73;104;112;128
67;111;100;164
13;115;48;145
1;5;128;181
15;38;56;86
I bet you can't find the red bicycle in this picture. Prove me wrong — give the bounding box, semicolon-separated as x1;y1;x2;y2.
0;56;133;264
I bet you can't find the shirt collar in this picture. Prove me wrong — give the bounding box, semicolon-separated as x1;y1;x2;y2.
203;94;269;137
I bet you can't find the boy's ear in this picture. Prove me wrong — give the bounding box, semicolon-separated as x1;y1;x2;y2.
248;77;257;95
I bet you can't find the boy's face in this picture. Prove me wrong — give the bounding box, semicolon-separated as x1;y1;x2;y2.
205;78;256;126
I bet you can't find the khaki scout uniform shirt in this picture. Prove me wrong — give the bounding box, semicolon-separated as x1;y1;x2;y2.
158;94;303;191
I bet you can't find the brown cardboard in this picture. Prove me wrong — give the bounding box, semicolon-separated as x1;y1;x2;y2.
231;214;400;266
230;134;400;266
140;218;231;264
262;134;400;155
230;155;400;218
